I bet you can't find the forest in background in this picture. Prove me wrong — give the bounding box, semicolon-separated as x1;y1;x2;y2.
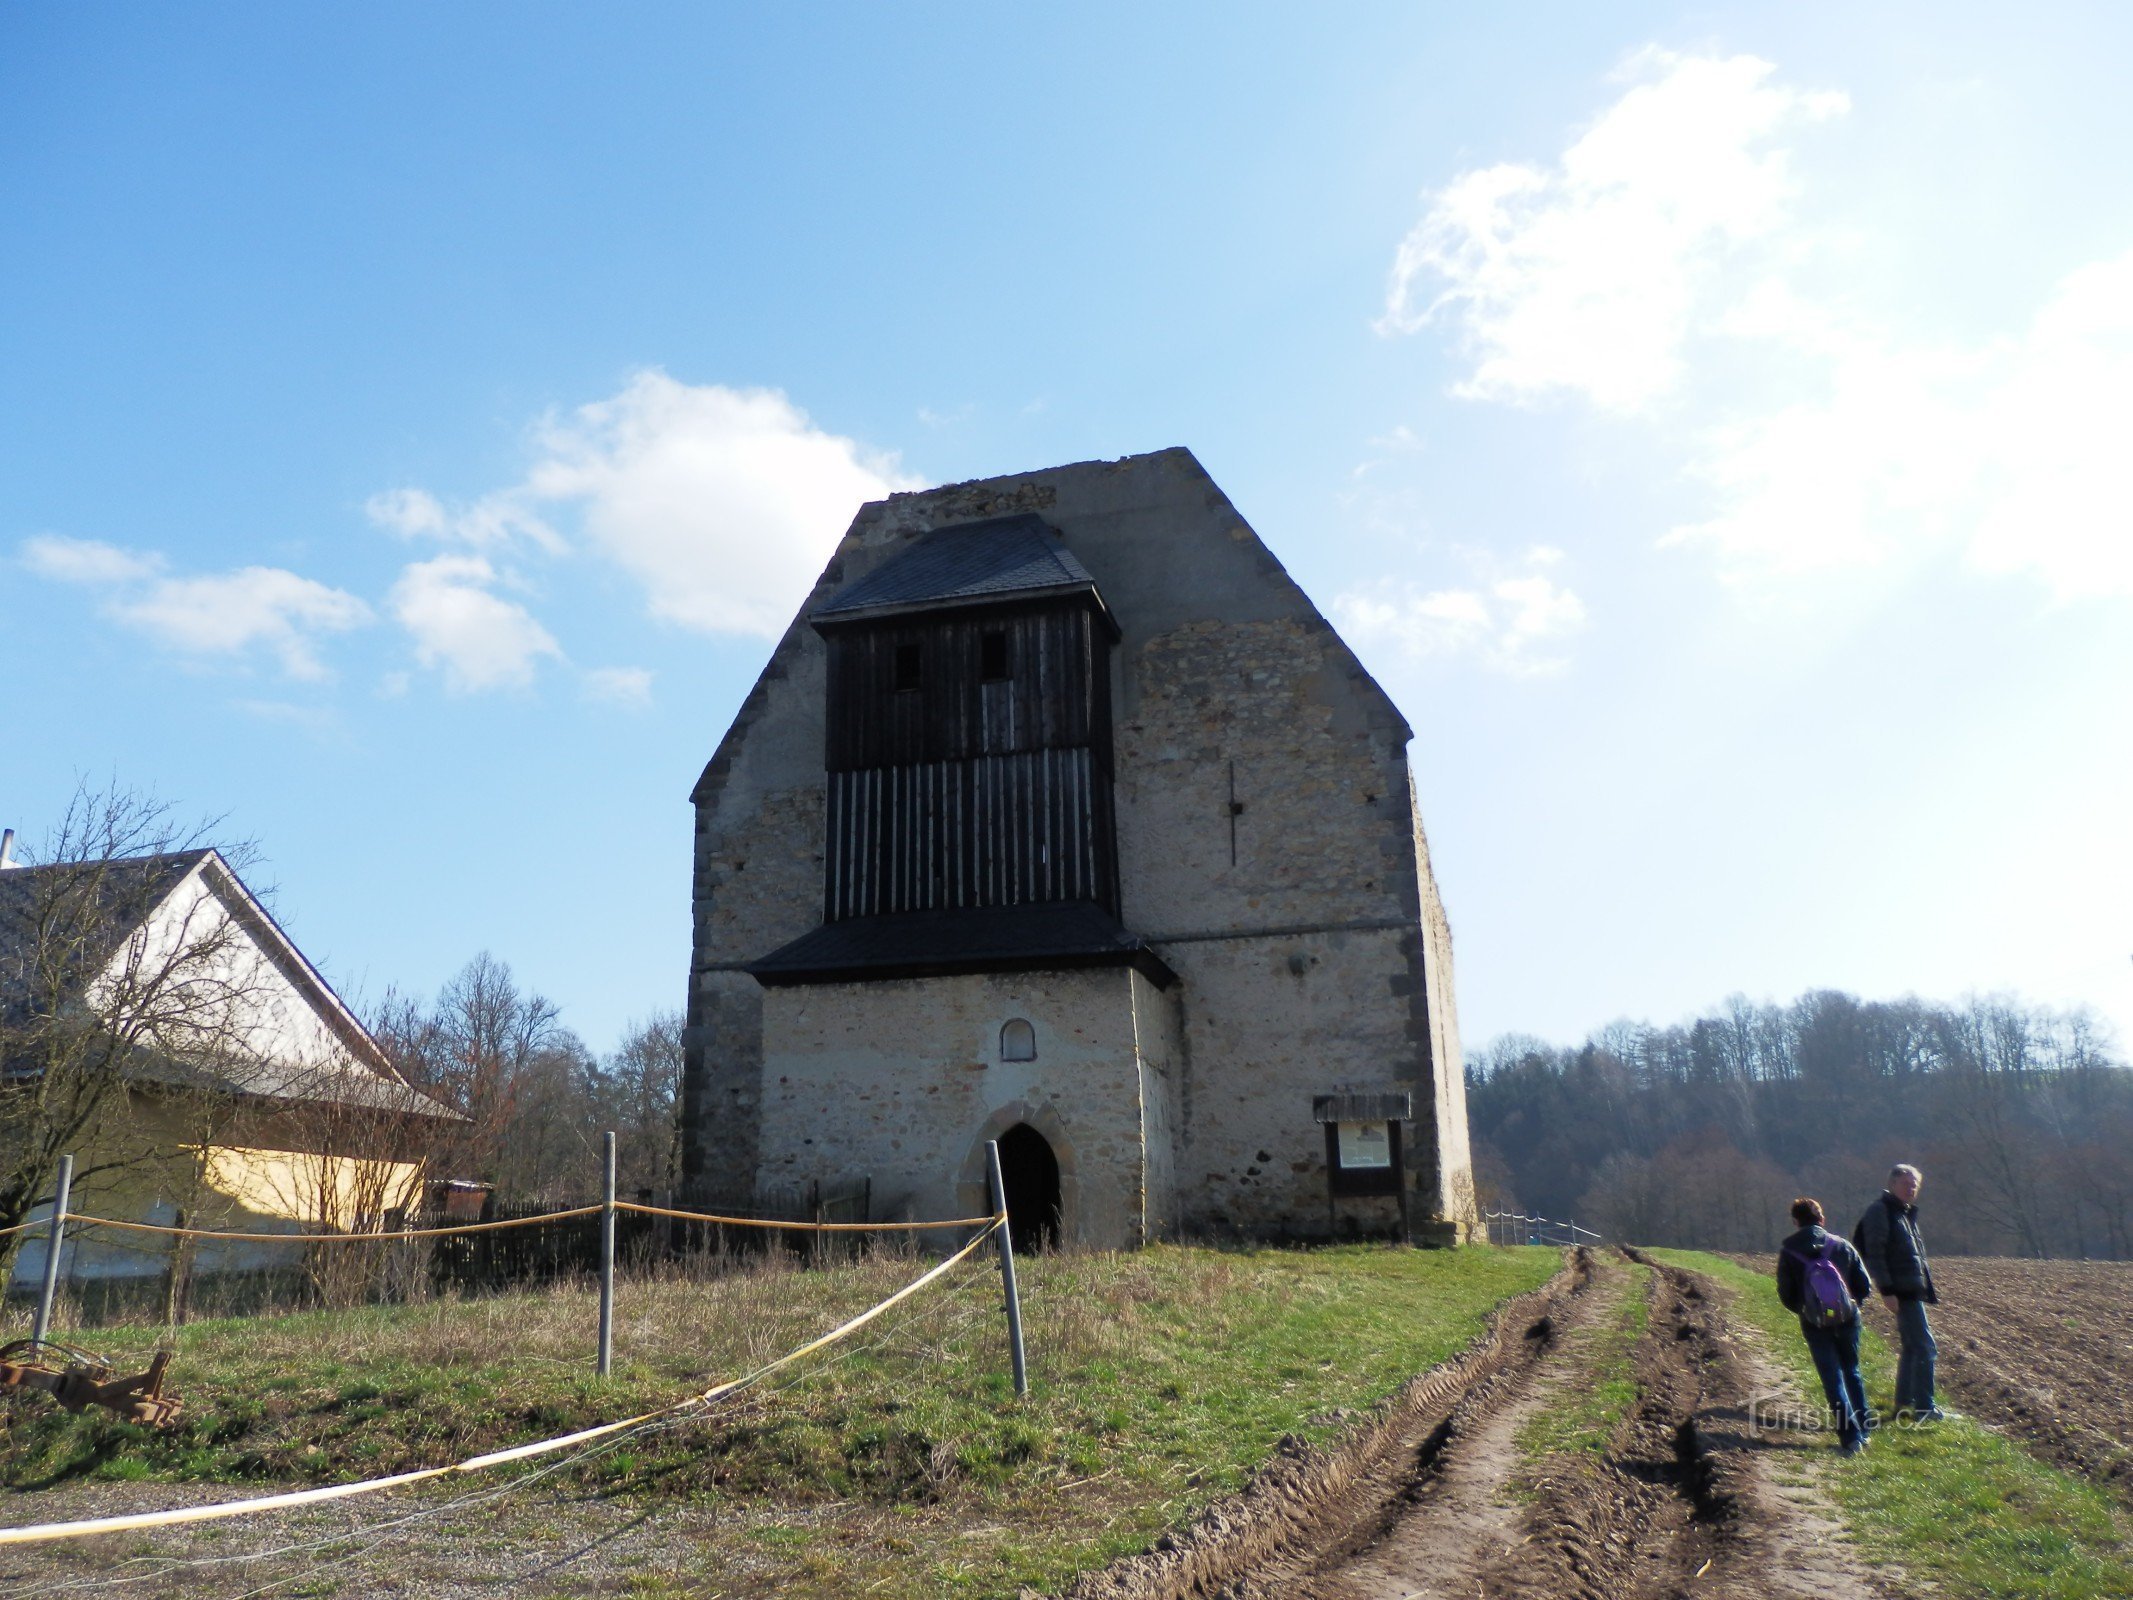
1467;989;2132;1258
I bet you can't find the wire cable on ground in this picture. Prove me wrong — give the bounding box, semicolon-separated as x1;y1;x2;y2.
0;1218;1003;1548
0;1248;1003;1600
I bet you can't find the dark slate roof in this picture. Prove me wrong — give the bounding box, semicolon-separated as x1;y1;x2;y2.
749;900;1176;988
0;852;211;1033
129;1052;462;1121
0;851;458;1121
812;515;1100;623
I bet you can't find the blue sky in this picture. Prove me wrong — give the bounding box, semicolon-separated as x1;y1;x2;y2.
5;4;2129;1058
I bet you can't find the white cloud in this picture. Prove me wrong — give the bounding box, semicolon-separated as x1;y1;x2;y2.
364;486;565;553
110;569;374;681
1335;548;1587;677
28;374;911;698
1965;255;2133;600
18;534;166;585
1381;49;1846;413
364;487;449;539
388;554;561;693
581;665;654;708
373;371;913;643
1390;50;2133;605
524;372;917;636
232;699;344;740
1668;249;2133;600
17;535;370;679
1350;425;1428;483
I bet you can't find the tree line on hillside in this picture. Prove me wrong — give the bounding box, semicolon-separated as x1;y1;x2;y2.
1468;989;2133;1259
366;954;680;1208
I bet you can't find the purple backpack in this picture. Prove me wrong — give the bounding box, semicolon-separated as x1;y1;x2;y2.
1784;1238;1855;1328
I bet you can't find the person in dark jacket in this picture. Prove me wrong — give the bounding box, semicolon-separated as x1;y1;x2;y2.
1852;1163;1946;1421
1777;1197;1875;1454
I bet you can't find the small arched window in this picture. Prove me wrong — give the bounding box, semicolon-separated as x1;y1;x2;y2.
999;1018;1037;1062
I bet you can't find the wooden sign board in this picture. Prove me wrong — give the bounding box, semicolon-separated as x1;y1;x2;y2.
1313;1091;1413;1239
1321;1119;1404;1198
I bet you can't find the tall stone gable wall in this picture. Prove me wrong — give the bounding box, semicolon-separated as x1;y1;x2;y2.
681;448;1475;1238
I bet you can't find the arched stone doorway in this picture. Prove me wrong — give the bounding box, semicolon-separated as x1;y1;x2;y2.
996;1123;1061;1252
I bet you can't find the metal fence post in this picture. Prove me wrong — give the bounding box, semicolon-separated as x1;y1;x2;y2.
597;1131;617;1378
983;1140;1028;1398
32;1154;73;1347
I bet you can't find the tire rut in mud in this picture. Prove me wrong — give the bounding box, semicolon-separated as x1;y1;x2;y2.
1061;1251;1596;1600
1474;1251;1756;1600
1232;1251;1626;1600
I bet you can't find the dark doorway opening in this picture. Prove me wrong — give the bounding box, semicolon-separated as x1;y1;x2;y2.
997;1124;1061;1252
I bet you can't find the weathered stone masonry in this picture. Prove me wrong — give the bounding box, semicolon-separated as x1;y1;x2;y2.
680;448;1475;1246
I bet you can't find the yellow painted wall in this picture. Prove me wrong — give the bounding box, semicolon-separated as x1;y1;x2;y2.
197;1143;422;1228
9;1093;429;1285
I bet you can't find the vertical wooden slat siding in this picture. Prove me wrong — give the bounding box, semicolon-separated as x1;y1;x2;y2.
821;752;1113;918
819;598;1119;922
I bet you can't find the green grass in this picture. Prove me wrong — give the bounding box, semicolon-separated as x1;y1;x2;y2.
1649;1249;2133;1600
1;1243;1562;1599
1514;1256;1648;1467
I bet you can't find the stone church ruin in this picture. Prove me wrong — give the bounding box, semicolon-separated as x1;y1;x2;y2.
679;448;1475;1246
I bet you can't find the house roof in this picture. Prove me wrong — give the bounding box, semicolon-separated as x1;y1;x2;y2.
811;514;1102;625
0;851;211;1034
749;899;1176;989
0;850;458;1121
127;1051;460;1121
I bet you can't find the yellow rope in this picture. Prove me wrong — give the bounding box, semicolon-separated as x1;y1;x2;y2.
66;1206;603;1244
48;1200;1002;1246
613;1199;998;1232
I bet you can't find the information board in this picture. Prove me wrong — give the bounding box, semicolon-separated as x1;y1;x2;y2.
1336;1120;1392;1169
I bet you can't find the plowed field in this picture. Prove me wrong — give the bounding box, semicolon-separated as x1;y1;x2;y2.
1928;1257;2133;1506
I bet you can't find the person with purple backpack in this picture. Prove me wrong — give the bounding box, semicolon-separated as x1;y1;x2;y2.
1776;1197;1875;1455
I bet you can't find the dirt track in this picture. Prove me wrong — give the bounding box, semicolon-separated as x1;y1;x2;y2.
1927;1257;2133;1507
1075;1249;1878;1600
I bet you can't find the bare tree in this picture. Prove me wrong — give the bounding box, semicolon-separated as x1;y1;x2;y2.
600;1011;683;1198
379;953;563;1189
491;1034;599;1206
0;783;271;1263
